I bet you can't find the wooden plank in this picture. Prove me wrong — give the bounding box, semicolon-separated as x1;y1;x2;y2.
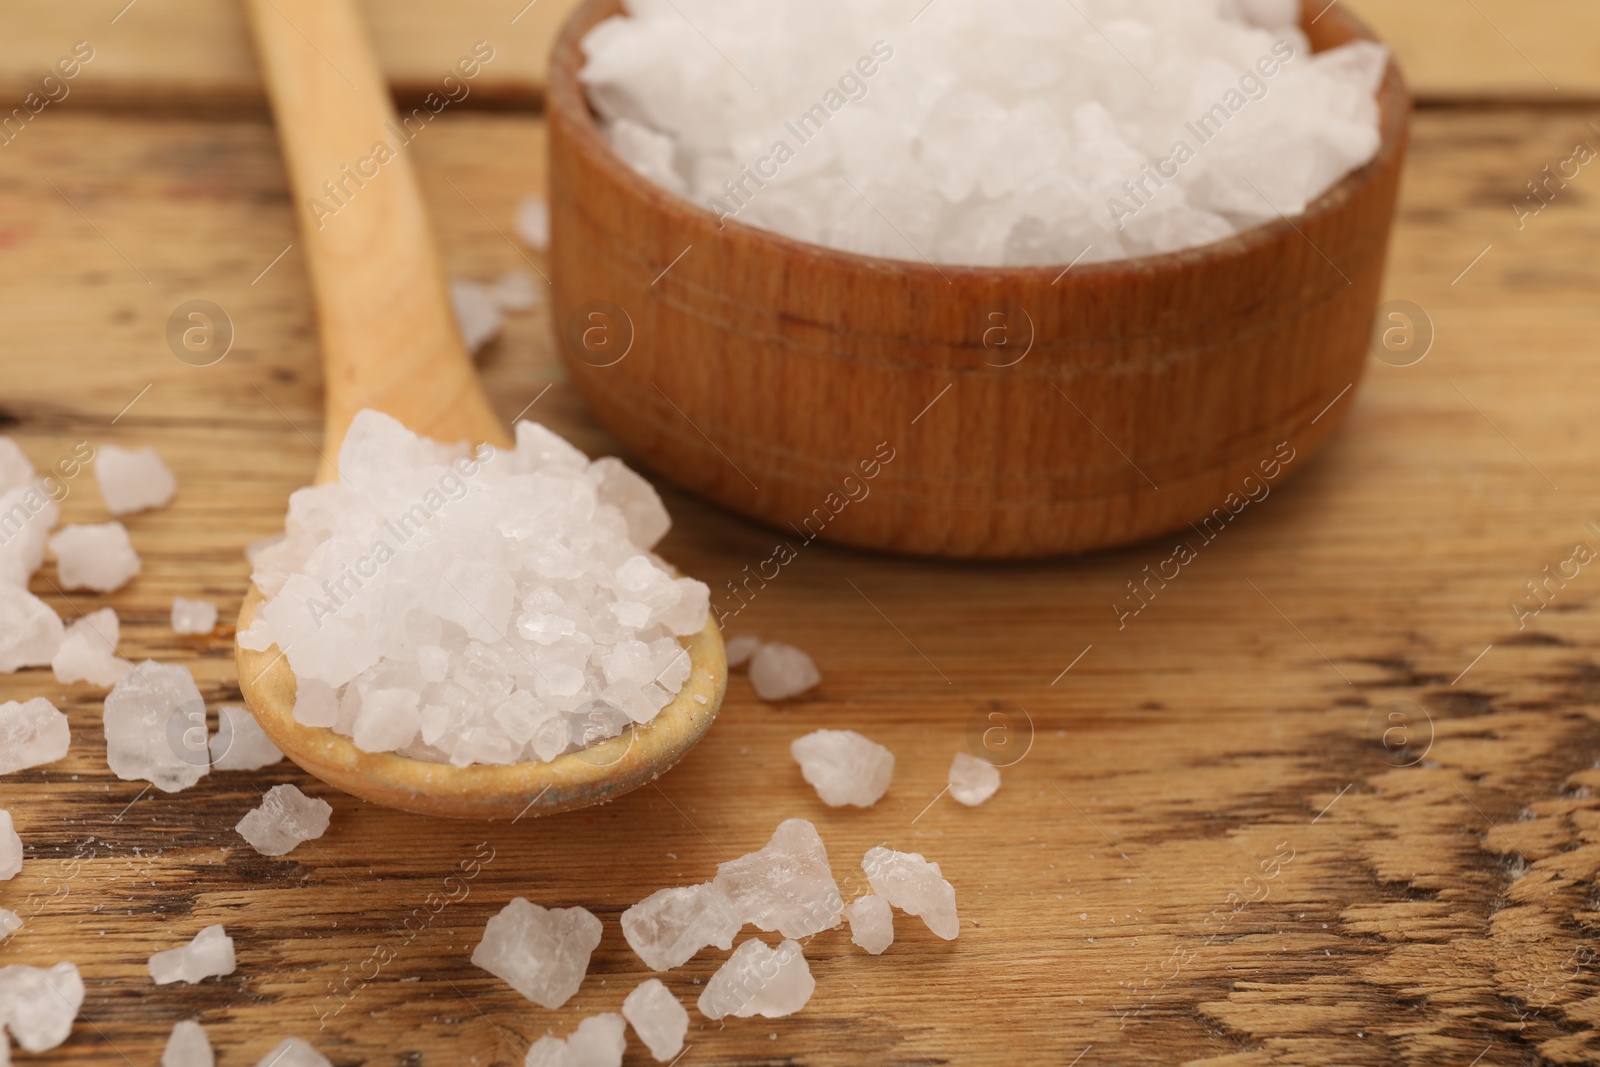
1;107;1599;1065
0;1;1597;109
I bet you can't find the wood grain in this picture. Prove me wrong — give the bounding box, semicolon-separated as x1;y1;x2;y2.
0;1;1597;107
1;101;1599;1064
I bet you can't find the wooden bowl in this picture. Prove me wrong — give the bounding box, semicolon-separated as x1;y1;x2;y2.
547;1;1411;559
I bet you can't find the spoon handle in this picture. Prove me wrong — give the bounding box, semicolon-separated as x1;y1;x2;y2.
243;0;508;483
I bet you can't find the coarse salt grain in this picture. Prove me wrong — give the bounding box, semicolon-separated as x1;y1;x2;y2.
515;196;551;250
161;1020;214;1067
49;522;140;592
104;661;210;792
724;634;761;669
0;697;70;775
251;1038;330;1067
697;938;814;1020
471;897;602;1009
148;925;235;985
623;978;689;1061
715;818;842;938
236;784;331;856
95;444;176;515
0;961;83;1053
0;485;58;588
0;810;20;881
53;608;133;688
450;279;505;355
863;846;959;940
249;410;707;767
171;597;218;635
790;728;894;807
210;706;284;771
580;0;1387;265
622;881;742;971
748;642;820;701
948;751;1001;806
0;586;64;673
844;893;894;955
0;909;20;940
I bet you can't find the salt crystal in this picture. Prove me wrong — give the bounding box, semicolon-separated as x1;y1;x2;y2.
844;894;894;954
49;522;140;592
210;706;285;771
516;196;550;249
451;279;504;354
748;643;820;701
525;1037;566;1067
250;410;708;766
492;271;541;312
0;909;20;940
104;661;210;792
148;925;235;985
471;897;601;1009
564;1013;626;1067
161;1020;214;1067
623;978;688;1061
948;752;1000;806
724;634;761;669
621;882;742;970
171;597;218;635
697;938;814;1020
580;2;1387;264
0;485;59;587
863;847;959;940
95;444;176;514
0;586;64;673
790;729;894;807
52;607;133;687
251;1038;330;1067
0;810;20;880
714;819;842;938
0;961;83;1052
0;697;70;774
236;784;331;856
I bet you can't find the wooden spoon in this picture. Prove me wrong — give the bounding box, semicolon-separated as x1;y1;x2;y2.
234;0;725;819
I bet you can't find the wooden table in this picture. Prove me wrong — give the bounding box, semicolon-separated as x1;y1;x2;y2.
3;3;1599;1064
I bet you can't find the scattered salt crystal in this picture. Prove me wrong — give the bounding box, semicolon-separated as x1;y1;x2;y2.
622;882;741;970
210;706;284;771
236;784;330;856
171;597;218;635
237;618;274;652
0;586;64;673
863;847;959;940
724;634;760;669
451;279;505;354
516;196;550;249
0;485;59;587
161;1020;214;1067
251;1039;330;1067
491;270;541;312
95;444;176;515
52;607;133;687
49;522;140;592
0;909;20;940
471;897;602;1009
0;697;70;774
623;978;688;1061
0;810;20;880
948;752;1001;806
748;642;820;701
581;2;1387;264
844;894;894;954
697;938;814;1020
524;1037;566;1067
250;410;708;766
0;961;83;1052
148;925;235;985
565;1013;626;1067
714;819;842;938
104;661;210;792
790;728;894;807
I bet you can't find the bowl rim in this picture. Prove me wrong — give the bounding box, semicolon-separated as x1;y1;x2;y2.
549;0;1411;283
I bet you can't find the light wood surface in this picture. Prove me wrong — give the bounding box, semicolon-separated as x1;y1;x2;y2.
3;9;1600;1067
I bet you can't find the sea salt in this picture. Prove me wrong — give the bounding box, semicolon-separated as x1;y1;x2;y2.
790;728;894;807
171;597;218;635
248;410;706;767
623;979;688;1061
471;897;602;1009
210;706;285;771
948;752;1001;806
96;444;176;515
524;1013;625;1067
516;196;550;249
863;846;958;940
236;784;331;856
0;909;20;940
49;522;140;592
451;279;505;354
161;1020;214;1067
52;608;133;687
0;485;58;587
148;925;235;985
724;634;760;669
0;961;83;1053
697;938;814;1020
0;697;70;774
0;586;63;673
844;894;893;955
0;810;20;880
580;0;1387;264
251;1039;330;1067
748;643;820;701
714;818;842;938
622;882;742;970
104;661;210;792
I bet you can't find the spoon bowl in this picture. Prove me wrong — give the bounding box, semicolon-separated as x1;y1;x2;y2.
237;0;726;819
